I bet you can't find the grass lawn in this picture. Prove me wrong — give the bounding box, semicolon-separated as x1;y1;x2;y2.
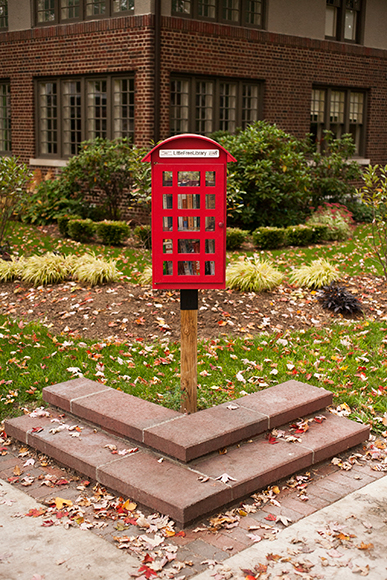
1;222;386;434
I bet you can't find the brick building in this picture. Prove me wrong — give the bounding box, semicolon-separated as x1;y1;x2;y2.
0;0;386;171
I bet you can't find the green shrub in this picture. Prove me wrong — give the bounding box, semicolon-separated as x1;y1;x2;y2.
134;224;151;249
306;203;352;241
20;178;86;226
67;218;95;242
226;228;249;250
213;121;311;228
226;256;284;292
252;226;287;249
290;258;340;289
95;220;131;245
309;223;330;243
57;214;82;237
0;157;31;248
345;200;374;223
285;224;314;247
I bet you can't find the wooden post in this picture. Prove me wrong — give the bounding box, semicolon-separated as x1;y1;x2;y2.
180;289;198;414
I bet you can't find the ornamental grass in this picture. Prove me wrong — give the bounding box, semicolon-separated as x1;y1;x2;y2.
226;255;284;292
290;258;340;289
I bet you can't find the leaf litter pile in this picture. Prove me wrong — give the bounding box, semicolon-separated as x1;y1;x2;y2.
1;275;387;342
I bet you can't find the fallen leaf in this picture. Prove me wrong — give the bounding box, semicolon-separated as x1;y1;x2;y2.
215;473;236;484
54;497;73;510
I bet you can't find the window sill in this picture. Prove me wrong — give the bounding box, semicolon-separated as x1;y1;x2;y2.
30;158;68;167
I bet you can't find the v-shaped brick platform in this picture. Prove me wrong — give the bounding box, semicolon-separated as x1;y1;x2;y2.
5;379;369;526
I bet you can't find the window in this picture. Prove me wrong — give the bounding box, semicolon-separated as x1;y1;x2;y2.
35;0;133;25
0;0;8;29
37;74;134;158
325;0;363;43
310;87;366;156
170;76;262;136
0;82;11;153
172;0;265;28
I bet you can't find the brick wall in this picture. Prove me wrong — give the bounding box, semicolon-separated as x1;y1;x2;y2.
0;15;155;164
1;13;387;168
159;16;387;165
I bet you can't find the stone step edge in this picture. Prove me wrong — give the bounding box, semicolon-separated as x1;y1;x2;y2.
43;379;333;463
4;411;369;526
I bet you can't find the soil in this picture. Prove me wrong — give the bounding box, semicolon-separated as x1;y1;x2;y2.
1;274;387;343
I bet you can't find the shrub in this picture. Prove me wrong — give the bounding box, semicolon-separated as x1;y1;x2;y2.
213;121;311;228
19;177;86;226
357;164;387;279
305;131;362;209
226;255;284;292
290;258;340;289
306;203;352;241
57;214;82;237
285;224;314;247
69;254;120;286
318;283;363;315
134;224;151;249
252;226;286;249
309;223;330;243
95;220;131;245
0;157;31;250
21;253;71;286
67;218;95;242
226;228;249;250
345;200;374;223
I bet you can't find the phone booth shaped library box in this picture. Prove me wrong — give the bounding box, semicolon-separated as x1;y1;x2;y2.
142;134;236;290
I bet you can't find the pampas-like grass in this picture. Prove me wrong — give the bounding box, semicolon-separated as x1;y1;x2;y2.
21;253;70;286
226;255;284;292
138;265;152;285
289;258;340;289
0;257;25;282
69;254;120;286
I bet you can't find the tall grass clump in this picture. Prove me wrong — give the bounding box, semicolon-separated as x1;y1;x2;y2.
69;254;120;286
21;253;70;286
226;255;284;292
290;258;340;289
0;257;25;282
138;265;152;285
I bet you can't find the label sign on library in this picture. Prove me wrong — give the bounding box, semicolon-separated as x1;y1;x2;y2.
142;134;236;290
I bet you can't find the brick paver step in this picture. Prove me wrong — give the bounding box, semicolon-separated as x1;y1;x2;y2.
43;379;333;462
4;406;369;526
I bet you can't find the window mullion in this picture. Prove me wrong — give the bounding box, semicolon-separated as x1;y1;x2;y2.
189;77;195;133
107;76;112;139
344;90;350;134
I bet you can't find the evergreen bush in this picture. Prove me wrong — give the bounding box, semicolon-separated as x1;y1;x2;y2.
226;227;249;250
57;214;82;237
95;220;131;245
67;218;95;242
285;224;314;247
309;223;330;243
252;226;287;249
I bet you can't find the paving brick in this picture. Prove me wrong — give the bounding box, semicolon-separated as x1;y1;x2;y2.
70;388;181;443
236;381;332;429
43;378;109;411
185;539;227;559
144;403;268;462
278;496;320;517
193;436;312;499
202;532;247;553
297;413;370;464
99;452;232;526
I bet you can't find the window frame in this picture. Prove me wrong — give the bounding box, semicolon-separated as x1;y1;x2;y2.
171;0;266;30
170;75;263;136
325;0;364;44
310;85;367;157
0;0;8;30
34;0;134;27
0;80;11;155
35;73;135;159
